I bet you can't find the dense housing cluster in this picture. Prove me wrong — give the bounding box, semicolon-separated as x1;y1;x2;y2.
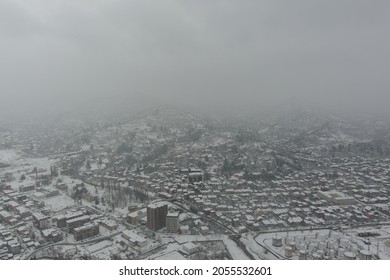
1;108;390;259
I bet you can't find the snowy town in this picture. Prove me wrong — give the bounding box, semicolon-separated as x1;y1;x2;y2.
1;108;390;260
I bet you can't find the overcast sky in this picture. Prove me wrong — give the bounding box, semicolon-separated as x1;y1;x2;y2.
1;0;389;121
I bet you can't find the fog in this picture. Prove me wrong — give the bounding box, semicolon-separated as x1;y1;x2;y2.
1;0;389;122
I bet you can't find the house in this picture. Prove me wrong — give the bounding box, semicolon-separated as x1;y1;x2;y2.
121;230;147;247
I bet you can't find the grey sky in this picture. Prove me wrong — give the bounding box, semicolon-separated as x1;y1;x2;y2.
1;0;389;120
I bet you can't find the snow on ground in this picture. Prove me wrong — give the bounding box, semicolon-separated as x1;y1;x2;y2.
84;240;113;254
0;149;55;176
148;242;182;260
92;250;112;260
39;194;76;211
155;250;186;260
172;234;250;260
0;149;21;163
8;176;36;192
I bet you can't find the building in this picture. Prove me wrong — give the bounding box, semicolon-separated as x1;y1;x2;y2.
127;213;138;225
127;209;146;225
344;251;357;260
183;242;200;254
100;220;118;231
7;201;20;212
56;183;68;191
55;211;84;228
188;171;203;183
73;223;99;241
44;188;60;198
147;202;168;231
19;185;35;193
66;215;90;233
41;228;63;243
200;226;210;235
32;212;49;229
0;211;12;224
359;250;372;260
166;212;180;233
122;229;147;247
179;225;190;234
317;191;355;205
15;206;30;218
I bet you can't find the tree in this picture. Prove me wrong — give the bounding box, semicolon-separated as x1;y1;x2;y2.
32;167;38;179
221;158;231;176
125;155;136;166
204;171;211;181
243;169;249;179
20;174;26;181
50;165;58;177
81;134;91;144
117;143;132;154
187;128;202;142
86;160;91;170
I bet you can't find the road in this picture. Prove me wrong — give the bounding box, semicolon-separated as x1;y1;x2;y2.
24;230;123;260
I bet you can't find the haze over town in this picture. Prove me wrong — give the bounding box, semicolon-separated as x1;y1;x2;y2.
1;1;390;261
1;0;390;121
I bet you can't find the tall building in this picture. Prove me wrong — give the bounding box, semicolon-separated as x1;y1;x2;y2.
147;202;168;231
166;212;180;233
